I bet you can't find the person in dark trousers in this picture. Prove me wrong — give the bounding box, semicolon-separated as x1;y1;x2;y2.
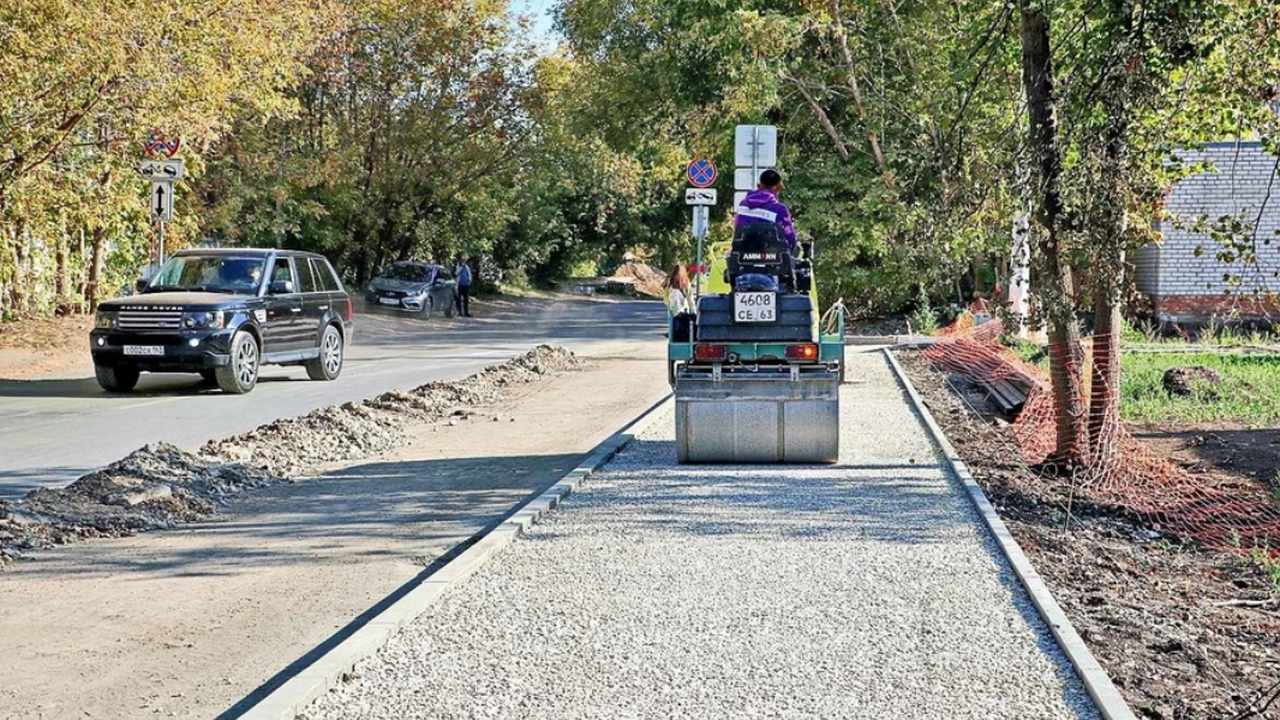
454;254;473;317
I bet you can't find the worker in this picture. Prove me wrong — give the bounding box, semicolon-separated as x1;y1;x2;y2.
734;168;796;250
663;265;694;342
454;254;473;317
663;265;693;315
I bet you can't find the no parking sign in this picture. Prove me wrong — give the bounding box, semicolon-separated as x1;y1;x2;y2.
686;157;718;188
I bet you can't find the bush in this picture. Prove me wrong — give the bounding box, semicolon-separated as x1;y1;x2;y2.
908;299;940;335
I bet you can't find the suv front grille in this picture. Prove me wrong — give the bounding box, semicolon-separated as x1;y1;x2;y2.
117;309;184;331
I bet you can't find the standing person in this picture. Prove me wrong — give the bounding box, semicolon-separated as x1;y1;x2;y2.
664;265;694;342
454;254;473;317
734;169;797;250
663;265;692;315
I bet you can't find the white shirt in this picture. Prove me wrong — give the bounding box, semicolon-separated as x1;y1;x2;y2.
666;288;691;315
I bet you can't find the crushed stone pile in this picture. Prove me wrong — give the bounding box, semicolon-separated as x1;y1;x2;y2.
1;444;277;567
607;260;664;298
1;345;582;568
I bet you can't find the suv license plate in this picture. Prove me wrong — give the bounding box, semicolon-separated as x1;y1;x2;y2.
734;292;776;322
124;345;164;356
379;297;400;306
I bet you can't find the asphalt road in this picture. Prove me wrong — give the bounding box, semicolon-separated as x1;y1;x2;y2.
0;296;666;498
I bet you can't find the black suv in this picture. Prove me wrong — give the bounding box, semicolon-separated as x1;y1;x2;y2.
91;249;355;394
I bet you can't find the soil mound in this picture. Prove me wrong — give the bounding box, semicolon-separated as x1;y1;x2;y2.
608;260;665;298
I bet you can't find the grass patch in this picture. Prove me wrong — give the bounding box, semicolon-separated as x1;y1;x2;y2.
1120;352;1280;425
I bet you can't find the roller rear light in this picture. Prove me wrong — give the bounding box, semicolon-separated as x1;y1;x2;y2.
694;344;728;362
786;343;818;361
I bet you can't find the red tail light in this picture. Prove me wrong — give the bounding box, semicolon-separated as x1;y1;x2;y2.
694;344;728;361
786;344;818;361
343;298;354;322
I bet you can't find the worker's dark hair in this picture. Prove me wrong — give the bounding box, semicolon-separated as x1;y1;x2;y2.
759;169;782;188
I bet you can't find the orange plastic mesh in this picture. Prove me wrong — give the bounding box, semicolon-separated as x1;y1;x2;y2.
922;308;1280;558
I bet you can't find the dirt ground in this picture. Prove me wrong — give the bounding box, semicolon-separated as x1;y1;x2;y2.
0;344;670;720
898;351;1280;720
0;314;94;380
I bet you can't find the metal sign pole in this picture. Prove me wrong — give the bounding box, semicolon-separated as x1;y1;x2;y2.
753;126;760;187
158;220;166;268
692;206;710;297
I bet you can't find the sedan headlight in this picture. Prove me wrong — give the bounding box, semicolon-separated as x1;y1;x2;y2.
182;311;226;329
94;310;117;329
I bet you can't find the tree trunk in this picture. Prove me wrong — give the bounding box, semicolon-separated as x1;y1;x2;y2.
828;0;892;187
86;226;106;311
55;231;69;315
1019;0;1089;467
1087;103;1130;466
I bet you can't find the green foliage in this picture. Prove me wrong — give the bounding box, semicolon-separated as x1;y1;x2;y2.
1120;352;1280;424
1248;545;1280;595
555;0;1024;318
908;299;940;336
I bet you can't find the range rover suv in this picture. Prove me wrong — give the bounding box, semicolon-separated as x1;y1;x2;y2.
91;249;354;394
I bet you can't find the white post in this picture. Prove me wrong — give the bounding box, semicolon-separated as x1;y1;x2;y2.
1009;214;1031;338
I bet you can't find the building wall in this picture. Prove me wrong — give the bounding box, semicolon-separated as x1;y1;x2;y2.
1138;141;1280;320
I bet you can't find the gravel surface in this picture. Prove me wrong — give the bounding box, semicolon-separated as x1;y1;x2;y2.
305;351;1100;720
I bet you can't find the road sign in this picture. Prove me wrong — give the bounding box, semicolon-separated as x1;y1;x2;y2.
685;187;717;205
144;129;181;159
692;205;709;239
139;159;184;181
734;168;758;191
735;125;777;168
151;182;175;221
733;191;748;211
686;157;718;188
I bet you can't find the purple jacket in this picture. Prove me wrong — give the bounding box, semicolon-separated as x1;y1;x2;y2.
734;188;796;249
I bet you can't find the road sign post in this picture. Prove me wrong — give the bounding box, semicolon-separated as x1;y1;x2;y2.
692;205;709;299
142;133;181;275
685;157;719;299
733;125;778;213
150;181;175;268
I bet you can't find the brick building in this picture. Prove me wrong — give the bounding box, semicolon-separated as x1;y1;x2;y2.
1135;141;1280;323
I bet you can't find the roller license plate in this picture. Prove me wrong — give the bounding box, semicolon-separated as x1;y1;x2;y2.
123;345;164;356
379;297;400;306
734;292;776;322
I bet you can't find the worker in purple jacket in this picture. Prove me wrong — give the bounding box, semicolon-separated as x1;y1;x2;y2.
734;169;797;250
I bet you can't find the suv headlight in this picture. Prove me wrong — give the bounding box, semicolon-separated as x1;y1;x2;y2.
94;310;117;329
183;311;226;329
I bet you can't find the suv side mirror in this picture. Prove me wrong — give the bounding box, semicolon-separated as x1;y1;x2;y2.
134;278;149;293
269;280;294;295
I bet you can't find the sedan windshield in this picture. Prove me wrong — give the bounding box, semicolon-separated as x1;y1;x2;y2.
146;255;266;294
381;264;432;282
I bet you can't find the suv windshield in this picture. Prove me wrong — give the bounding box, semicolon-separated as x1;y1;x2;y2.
381;264;432;282
146;255;267;294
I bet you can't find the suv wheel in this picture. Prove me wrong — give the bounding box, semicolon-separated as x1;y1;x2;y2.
422;295;435;318
444;293;456;318
306;324;344;381
216;331;260;394
95;364;140;393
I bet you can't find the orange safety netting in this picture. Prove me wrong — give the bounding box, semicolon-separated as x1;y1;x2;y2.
922;308;1280;558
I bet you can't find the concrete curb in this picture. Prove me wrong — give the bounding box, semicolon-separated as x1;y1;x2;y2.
236;394;674;720
882;349;1136;720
